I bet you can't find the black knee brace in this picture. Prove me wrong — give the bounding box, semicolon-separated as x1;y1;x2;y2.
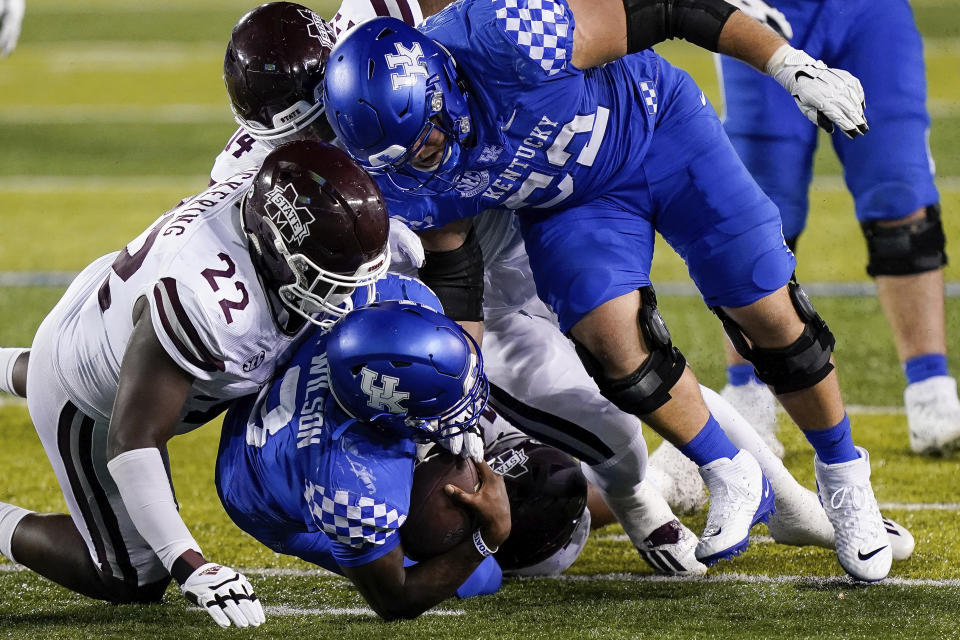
712;278;836;394
862;204;947;277
572;286;686;415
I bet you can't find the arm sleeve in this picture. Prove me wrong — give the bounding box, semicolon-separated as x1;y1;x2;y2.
107;447;201;573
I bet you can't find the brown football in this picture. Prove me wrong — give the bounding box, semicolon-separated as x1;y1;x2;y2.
400;451;479;561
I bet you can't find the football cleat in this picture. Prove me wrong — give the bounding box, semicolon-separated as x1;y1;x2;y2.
814;447;891;582
646;441;708;515
636;519;707;576
883;516;915;562
695;450;776;565
719;382;784;458
904;375;960;455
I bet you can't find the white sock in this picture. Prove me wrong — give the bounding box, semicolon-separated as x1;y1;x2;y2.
0;503;32;562
0;348;28;397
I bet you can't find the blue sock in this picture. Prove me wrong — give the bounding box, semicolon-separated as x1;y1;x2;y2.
727;364;759;387
804;414;858;464
904;353;948;385
679;415;739;467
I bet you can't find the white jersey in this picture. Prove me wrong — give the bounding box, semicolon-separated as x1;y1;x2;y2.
52;171;304;433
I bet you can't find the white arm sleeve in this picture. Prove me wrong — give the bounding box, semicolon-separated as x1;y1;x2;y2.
107;447;202;573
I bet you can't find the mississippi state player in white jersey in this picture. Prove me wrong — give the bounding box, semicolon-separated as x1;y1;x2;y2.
0;141;390;628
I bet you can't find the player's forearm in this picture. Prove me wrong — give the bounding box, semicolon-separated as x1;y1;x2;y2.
107;447;204;575
716;9;787;72
417;0;450;18
350;540;488;620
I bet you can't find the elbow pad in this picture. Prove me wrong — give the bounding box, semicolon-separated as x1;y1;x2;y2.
418;226;485;322
622;0;738;53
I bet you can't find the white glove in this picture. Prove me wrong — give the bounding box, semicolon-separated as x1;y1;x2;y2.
0;0;24;58
726;0;792;40
181;563;266;628
766;44;868;139
388;217;425;271
439;425;485;463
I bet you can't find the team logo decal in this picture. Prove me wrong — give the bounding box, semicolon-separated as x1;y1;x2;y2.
385;42;428;90
488;447;529;479
299;8;335;48
242;350;266;372
264;183;316;246
478;145;503;164
455;170;490;198
359;367;410;413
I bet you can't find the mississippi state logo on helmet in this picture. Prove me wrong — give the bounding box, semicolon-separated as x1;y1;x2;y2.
224;2;336;146
242;140;389;328
327;301;489;442
486;439;588;571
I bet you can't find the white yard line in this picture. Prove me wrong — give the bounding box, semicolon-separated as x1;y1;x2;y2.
262;605;465;617
7;561;955;589
0;104;228;125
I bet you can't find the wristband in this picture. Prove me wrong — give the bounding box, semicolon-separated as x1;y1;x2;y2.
472;529;499;557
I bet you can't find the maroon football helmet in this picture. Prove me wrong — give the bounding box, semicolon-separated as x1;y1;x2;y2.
242;140;390;328
224;2;336;146
485;437;588;571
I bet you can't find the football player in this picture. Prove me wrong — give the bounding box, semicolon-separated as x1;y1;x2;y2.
213;0;915;577
216;300;512;621
716;0;959;457
323;1;892;582
0;140;393;627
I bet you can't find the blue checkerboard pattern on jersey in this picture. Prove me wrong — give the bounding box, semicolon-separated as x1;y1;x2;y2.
494;0;572;76
304;480;406;548
639;81;658;115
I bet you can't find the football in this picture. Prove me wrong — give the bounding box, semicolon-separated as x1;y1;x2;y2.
400;451;480;561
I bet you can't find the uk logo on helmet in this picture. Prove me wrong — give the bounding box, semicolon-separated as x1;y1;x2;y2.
299;8;334;48
264;183;316;246
359;367;410;413
385;42;428;90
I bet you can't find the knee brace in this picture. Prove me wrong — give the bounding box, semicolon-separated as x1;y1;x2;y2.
862;204;947;277
712;278;835;394
573;286;686;416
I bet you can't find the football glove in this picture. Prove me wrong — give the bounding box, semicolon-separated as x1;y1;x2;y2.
766;45;868;139
440;424;485;463
388;217;425;271
0;0;24;57
725;0;792;40
181;563;266;628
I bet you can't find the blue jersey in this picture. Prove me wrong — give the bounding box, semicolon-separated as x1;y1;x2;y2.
215;274;441;572
378;0;664;230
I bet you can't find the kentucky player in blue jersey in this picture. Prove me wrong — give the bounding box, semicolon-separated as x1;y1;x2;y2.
323;0;892;581
217;297;511;620
716;0;958;458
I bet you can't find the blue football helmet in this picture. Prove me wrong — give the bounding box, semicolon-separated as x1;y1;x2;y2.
323;17;472;194
327;300;488;442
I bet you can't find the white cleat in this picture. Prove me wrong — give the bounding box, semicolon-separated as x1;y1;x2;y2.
767;483;915;562
814;447;891;582
719;382;784;458
904;376;960;455
636;519;708;576
882;516;915;561
647;441;707;515
695;450;776;566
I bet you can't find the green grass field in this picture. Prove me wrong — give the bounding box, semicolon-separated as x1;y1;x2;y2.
1;0;960;637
